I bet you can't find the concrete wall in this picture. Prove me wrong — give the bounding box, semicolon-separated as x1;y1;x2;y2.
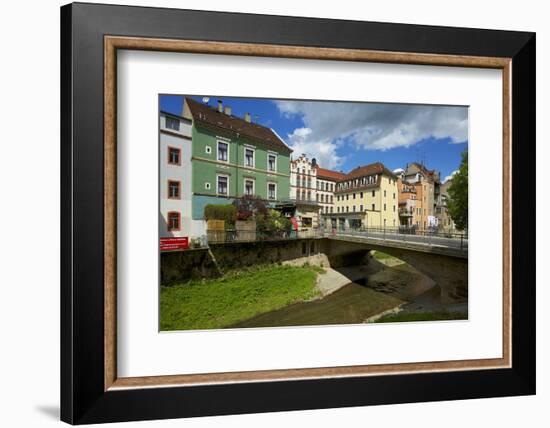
162;238;371;284
161;238;330;284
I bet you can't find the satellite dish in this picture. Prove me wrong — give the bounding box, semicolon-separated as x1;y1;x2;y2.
202;97;210;104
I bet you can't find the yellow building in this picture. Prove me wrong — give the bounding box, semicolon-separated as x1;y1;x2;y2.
329;162;399;230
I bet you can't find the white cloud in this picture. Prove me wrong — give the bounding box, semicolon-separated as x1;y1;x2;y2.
286;127;345;169
443;170;459;183
274;100;468;166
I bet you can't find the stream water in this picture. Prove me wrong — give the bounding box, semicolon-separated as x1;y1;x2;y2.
231;258;464;329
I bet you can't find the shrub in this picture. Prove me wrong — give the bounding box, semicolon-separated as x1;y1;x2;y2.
256;209;291;232
204;204;237;226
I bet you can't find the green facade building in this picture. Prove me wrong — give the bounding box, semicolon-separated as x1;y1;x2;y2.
183;97;292;220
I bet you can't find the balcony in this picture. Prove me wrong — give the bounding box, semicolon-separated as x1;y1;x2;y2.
282;198;321;207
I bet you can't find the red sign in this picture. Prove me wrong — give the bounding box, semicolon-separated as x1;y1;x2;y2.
160;237;189;251
290;217;299;231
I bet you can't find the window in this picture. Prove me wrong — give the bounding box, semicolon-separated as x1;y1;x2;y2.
268;154;277;171
245;147;254;167
372;203;375;211
244;179;254;196
268;183;277;200
205;146;212;154
165;116;180;131
360;192;363;198
393;205;396;212
384;190;387;197
384;203;387;211
330;207;333;213
346;194;349;200
360;204;363;212
168;147;181;165
372;190;376;197
217;141;228;162
167;211;180;231
330;195;333;203
353;193;356;199
168;180;180;199
204;182;211;190
346;206;349;212
353;205;356;212
337;207;340;213
217;175;228;195
393;192;396;199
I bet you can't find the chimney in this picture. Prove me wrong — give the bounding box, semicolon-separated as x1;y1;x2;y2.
244;112;251;122
224;105;232;116
217;99;223;113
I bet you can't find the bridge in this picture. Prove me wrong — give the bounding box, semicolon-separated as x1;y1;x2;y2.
325;228;468;259
322;229;468;304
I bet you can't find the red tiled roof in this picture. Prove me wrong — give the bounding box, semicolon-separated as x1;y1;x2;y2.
186;97;292;153
316;167;346;181
345;162;397;180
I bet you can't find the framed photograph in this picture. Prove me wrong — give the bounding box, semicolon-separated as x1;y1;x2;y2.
61;2;535;424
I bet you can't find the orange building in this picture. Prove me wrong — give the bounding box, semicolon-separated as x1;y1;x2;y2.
397;178;417;227
396;162;440;230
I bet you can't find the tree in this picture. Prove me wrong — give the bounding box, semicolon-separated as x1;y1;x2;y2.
233;195;268;220
447;150;468;231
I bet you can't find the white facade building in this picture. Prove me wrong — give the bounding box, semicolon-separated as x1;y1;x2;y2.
290;154;320;229
316;167;345;215
159;111;205;241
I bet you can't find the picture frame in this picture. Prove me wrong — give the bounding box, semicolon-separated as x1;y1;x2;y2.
61;2;535;424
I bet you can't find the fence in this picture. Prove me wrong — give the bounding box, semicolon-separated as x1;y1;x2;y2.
206;228;325;244
205;225;467;250
330;226;468;250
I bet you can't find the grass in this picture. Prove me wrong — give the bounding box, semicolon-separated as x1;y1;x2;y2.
160;265;321;331
371;250;393;260
375;310;468;323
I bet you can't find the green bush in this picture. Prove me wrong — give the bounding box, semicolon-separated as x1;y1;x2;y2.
204;204;237;226
256;209;291;232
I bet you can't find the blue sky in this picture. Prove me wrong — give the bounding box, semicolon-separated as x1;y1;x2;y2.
160;95;467;180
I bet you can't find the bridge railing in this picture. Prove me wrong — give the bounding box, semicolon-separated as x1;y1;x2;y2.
327;227;468;250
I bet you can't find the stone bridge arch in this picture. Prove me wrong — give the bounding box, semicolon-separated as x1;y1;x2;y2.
325;237;468;304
